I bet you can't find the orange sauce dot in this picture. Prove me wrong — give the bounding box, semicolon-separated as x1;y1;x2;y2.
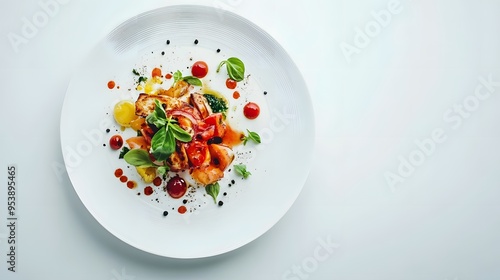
178;205;187;214
119;175;128;183
165;73;172;79
152;67;162;78
107;80;116;89
233;91;240;99
226;78;237;89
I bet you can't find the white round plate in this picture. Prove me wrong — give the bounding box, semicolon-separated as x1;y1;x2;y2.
60;4;314;258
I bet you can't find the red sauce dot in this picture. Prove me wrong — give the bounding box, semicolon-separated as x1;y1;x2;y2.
226;78;237;89
107;80;115;89
114;168;123;177
120;175;128;183
233;91;240;99
165;73;172;79
127;181;137;189
144;186;153;196
153;177;162;187
178;205;187;214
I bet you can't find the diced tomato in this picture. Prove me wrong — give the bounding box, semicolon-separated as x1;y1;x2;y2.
186;141;208;168
203;113;226;137
126;136;149;150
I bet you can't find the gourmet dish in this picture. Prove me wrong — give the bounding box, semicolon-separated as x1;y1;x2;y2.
105;45;262;215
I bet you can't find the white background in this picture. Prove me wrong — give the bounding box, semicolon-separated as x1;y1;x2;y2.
1;0;500;279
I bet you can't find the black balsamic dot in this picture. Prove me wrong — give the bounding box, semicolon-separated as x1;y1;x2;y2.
103;144;106;147
194;39;199;44
228;184;232;187
218;201;224;206
264;91;268;95
223;192;227;196
216;48;221;53
161;51;165;55
163;211;169;216
166;40;170;45
106;128;110;133
183;199;188;204
231;180;236;184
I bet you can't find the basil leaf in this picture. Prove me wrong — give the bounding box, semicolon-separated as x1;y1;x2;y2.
182;76;202;86
123;149;155;167
234;164;251;179
146;100;167;127
138;76;147;83
173;70;182;83
204;94;228;113
216;57;245;82
205;182;220;203
118;147;130;159
242;129;261;145
150;126;175;161
169;123;192;142
157;165;169;176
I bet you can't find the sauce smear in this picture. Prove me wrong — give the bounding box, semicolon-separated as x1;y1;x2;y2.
222;125;243;148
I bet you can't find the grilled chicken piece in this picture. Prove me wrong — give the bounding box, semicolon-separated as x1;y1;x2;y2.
190;93;213;118
157;80;190;98
190;165;224;186
208;144;234;171
167;143;189;171
135;93;184;117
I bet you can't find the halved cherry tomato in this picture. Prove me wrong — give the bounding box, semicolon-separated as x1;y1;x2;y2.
191;61;208;78
186;141;208;168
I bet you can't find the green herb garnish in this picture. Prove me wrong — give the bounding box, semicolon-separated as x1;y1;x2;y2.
216;57;245;82
241;129;261;145
234;164;251;179
173;70;202;86
123;149;156;167
204;94;228;113
205;182;220;203
118;147;130;159
124;100;192;167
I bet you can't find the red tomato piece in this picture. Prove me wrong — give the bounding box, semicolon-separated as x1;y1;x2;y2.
109;135;123;150
243;102;260;119
191;61;208;78
186;141;208;168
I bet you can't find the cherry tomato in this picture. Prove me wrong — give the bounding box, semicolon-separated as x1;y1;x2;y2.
109;135;123;150
243;102;260;119
186;141;208;167
166;176;187;199
226;78;237;89
191;61;208;78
